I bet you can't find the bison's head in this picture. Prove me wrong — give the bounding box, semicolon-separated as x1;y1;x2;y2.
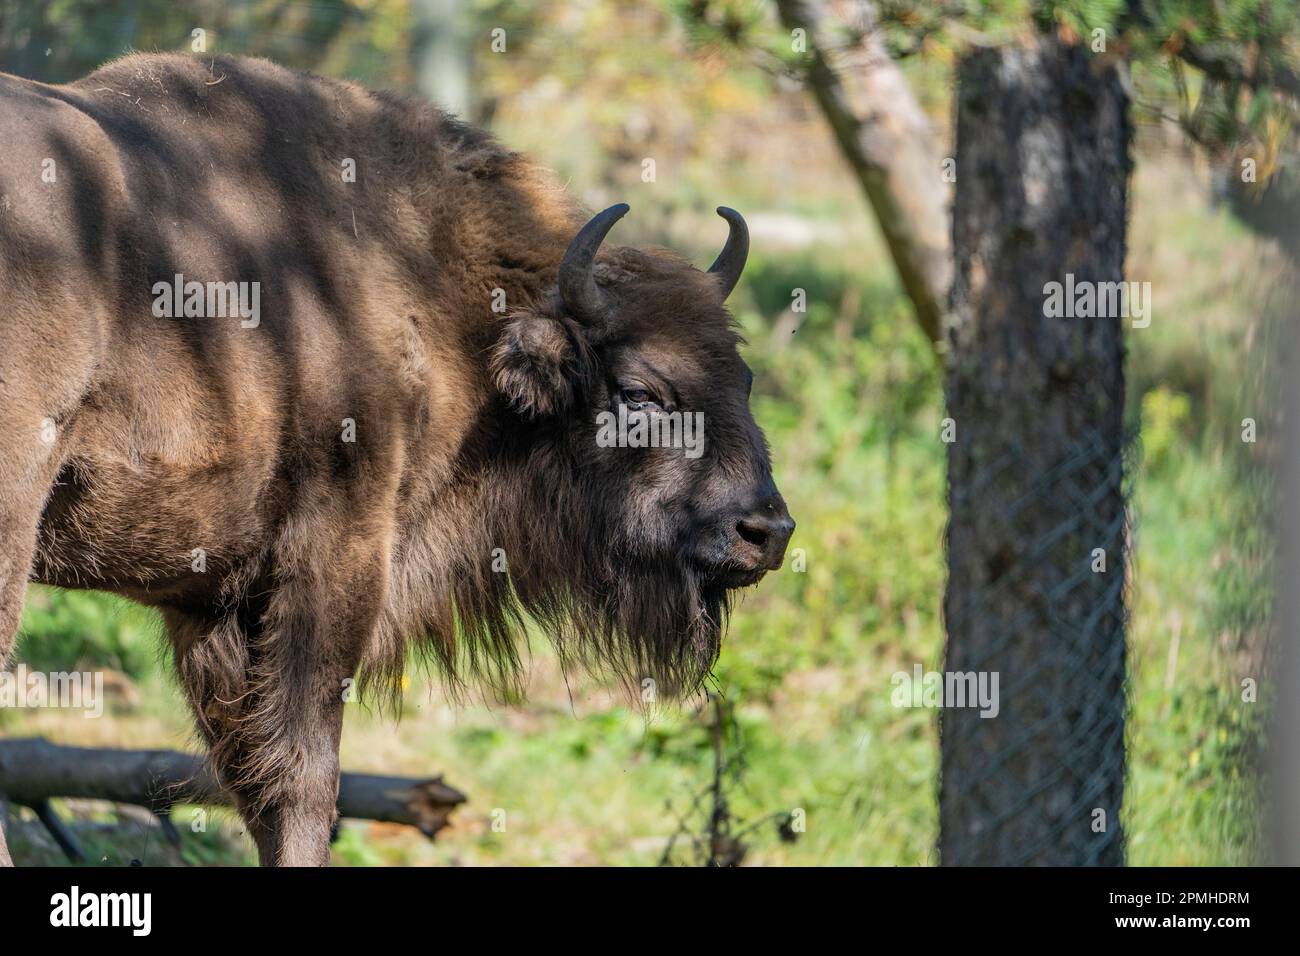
488;204;793;695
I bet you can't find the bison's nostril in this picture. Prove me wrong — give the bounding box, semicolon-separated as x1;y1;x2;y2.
735;518;770;549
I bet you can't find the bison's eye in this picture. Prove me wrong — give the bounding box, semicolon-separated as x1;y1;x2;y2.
619;386;660;410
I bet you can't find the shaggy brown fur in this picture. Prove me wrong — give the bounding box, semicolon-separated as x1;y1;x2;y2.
0;53;791;866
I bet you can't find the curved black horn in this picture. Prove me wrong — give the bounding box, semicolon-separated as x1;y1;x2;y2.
708;206;749;301
559;203;629;323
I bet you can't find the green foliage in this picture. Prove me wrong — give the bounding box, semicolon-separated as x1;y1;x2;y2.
16;587;159;679
716;254;944;699
0;0;412;85
1139;386;1192;471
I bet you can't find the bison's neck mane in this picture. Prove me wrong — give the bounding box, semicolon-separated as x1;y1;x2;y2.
365;413;727;706
324;91;733;703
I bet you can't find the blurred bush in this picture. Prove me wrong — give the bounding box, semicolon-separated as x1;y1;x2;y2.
17;587;159;679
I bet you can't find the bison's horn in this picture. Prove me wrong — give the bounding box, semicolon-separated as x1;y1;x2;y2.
708;206;749;301
559;202;629;325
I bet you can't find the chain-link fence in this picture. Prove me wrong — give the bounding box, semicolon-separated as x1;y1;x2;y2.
939;430;1132;865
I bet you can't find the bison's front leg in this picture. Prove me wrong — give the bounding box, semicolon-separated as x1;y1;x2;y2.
240;662;351;868
174;528;389;867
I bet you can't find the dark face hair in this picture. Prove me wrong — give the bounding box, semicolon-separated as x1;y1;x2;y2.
485;206;794;697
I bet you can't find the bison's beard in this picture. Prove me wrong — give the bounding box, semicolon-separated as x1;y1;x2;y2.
540;556;732;699
368;456;733;705
467;548;732;703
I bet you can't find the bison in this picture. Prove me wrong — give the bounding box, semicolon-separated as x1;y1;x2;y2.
0;53;793;866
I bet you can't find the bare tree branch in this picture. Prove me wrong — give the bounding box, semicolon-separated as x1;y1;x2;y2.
774;0;951;348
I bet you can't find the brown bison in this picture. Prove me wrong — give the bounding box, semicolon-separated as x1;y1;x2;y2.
0;53;793;865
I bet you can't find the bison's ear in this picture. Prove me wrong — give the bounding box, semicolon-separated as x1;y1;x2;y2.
491;315;585;417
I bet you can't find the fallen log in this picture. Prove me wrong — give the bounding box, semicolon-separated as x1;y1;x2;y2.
0;738;466;853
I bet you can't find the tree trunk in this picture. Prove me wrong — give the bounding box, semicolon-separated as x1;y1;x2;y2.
773;0;951;347
940;36;1131;865
412;0;476;120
